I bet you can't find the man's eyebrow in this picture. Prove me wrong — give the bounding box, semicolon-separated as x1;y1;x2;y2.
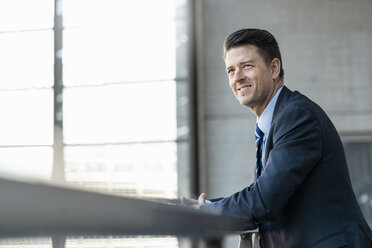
226;65;234;71
226;60;255;70
240;59;255;64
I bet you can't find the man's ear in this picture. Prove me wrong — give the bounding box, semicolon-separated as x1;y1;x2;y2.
271;58;281;80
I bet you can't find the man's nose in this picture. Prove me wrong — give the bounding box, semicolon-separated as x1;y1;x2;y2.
234;68;245;83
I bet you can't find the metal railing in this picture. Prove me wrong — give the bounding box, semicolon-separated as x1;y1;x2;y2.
0;178;258;248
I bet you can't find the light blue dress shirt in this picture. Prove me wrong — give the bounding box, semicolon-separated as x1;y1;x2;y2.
257;86;283;163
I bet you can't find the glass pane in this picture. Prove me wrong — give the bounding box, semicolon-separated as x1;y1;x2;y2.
0;31;54;89
63;22;176;85
0;147;53;181
0;0;54;32
66;237;178;248
344;142;372;225
64;142;177;198
0;89;53;146
63;0;175;28
63;82;177;144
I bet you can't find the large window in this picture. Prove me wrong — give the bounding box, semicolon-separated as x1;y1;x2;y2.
0;0;192;247
344;141;372;226
0;0;54;181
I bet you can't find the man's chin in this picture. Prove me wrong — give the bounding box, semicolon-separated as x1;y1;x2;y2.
239;99;253;108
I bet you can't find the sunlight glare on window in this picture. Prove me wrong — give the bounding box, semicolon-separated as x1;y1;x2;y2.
0;31;54;89
63;0;175;28
0;147;53;181
66;236;178;248
0;0;54;32
63;0;176;86
64;143;177;198
63;82;177;144
63;23;176;85
0;89;53;146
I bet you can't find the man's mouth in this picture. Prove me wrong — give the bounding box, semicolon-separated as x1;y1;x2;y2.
238;84;252;92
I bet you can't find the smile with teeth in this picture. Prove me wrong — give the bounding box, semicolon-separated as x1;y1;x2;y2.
238;85;252;92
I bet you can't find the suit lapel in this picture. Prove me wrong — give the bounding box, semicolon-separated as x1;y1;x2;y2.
262;86;292;167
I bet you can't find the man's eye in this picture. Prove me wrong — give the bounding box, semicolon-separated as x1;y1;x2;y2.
227;69;234;74
243;64;252;69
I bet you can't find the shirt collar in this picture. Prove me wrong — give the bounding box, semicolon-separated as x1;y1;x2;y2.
257;86;283;135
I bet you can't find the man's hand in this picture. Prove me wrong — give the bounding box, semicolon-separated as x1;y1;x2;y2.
180;193;206;207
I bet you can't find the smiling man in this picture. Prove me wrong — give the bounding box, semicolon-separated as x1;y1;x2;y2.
181;29;372;247
226;43;282;117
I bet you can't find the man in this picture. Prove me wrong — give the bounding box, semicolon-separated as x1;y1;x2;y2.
181;29;372;247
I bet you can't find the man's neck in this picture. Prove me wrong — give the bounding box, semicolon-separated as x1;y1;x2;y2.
252;80;283;117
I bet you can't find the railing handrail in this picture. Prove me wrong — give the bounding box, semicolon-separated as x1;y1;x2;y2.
0;178;252;239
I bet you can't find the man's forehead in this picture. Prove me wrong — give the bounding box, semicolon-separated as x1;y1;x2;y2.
225;45;260;66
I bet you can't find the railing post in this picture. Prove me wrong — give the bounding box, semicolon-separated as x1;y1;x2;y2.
52;235;65;248
205;238;223;248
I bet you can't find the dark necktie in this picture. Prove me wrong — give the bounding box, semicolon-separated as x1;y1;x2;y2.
255;123;264;179
255;124;265;247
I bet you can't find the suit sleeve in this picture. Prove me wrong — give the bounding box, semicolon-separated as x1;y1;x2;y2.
201;105;322;228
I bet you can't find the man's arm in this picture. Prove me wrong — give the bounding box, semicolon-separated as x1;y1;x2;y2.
201;105;322;225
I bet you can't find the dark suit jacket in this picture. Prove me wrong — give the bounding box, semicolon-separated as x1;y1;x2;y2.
204;86;372;247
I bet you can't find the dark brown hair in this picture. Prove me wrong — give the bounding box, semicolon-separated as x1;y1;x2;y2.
223;28;284;80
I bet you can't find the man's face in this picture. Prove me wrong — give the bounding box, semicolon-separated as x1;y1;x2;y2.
225;44;279;117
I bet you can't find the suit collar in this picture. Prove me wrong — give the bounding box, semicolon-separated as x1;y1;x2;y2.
257;86;283;137
262;86;292;167
271;85;293;124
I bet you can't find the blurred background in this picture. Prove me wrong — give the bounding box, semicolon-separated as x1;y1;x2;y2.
0;0;371;247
